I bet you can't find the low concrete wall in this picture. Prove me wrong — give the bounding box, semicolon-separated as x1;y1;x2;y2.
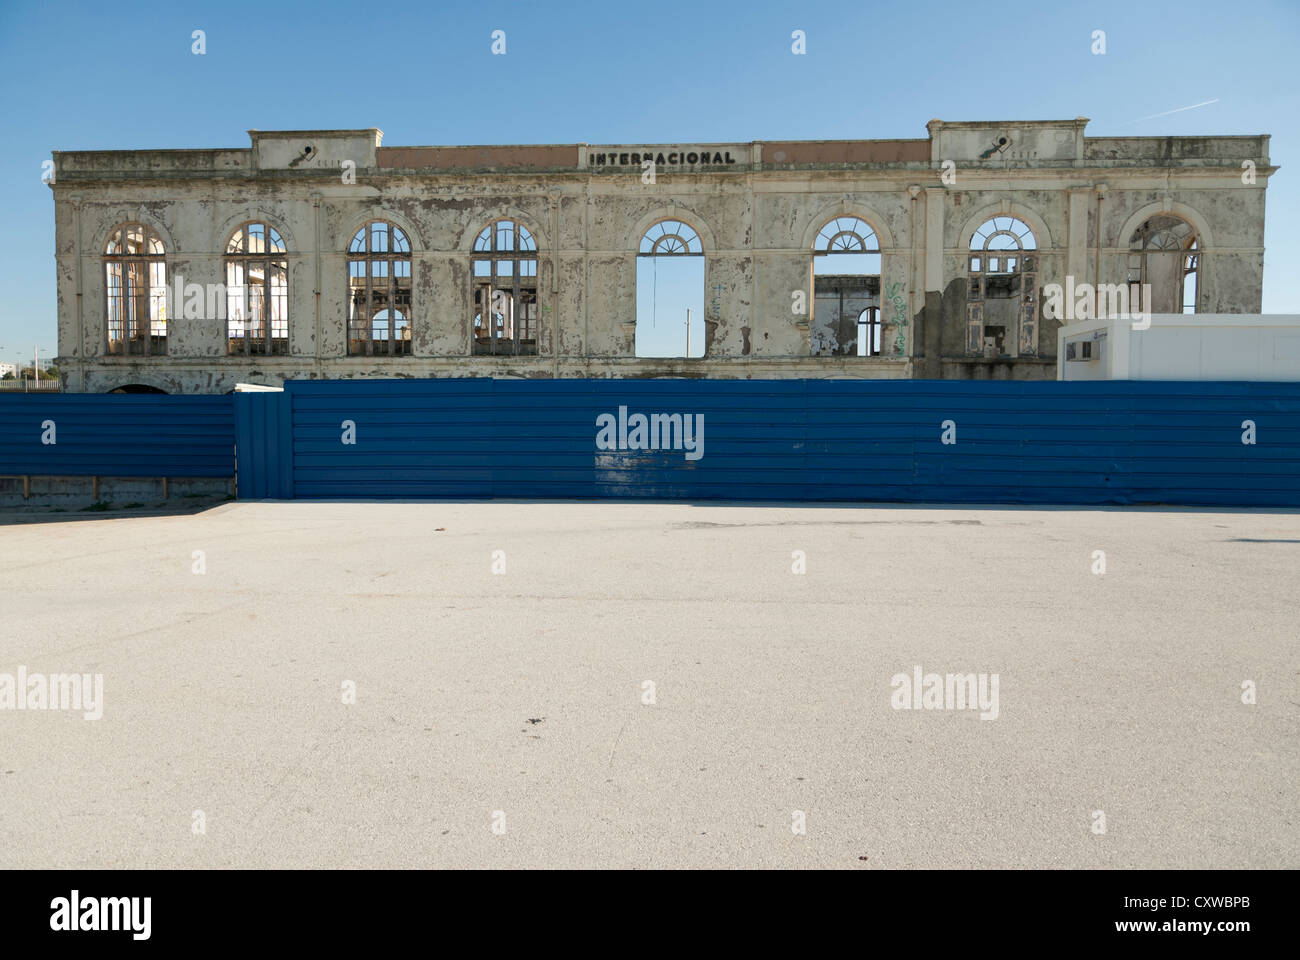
0;475;233;508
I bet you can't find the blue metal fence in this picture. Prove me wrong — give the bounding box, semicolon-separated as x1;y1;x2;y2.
234;391;292;497
4;382;1294;505
230;379;1300;507
0;394;235;478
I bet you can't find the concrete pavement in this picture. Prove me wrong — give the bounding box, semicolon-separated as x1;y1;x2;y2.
1;500;1296;868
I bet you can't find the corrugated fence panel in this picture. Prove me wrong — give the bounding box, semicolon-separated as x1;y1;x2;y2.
892;380;1299;506
234;391;292;497
0;394;235;477
268;378;1300;507
290;378;496;498
12;381;1291;505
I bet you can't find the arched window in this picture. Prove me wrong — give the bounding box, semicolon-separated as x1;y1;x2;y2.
812;216;882;357
1128;215;1199;314
636;219;704;358
225;222;288;355
640;220;703;257
348;221;411;356
371;309;409;346
104;224;167;356
473;220;537;356
967;216;1038;357
857;308;882;356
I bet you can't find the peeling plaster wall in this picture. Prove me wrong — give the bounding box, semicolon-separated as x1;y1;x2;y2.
49;123;1273;393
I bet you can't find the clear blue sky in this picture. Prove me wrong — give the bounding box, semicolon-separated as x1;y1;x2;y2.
1;0;1296;367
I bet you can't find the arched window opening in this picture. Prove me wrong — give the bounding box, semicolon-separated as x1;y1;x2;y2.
812;217;882;357
635;219;704;358
967;216;1038;358
473;220;537;356
348;221;411;356
857;308;882;357
1128;215;1199;314
226;222;288;356
104;224;167;356
370;309;409;344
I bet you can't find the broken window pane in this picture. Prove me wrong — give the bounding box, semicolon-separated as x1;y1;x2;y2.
967;216;1037;358
472;220;538;357
103;223;167;356
635;219;704;358
810;217;883;357
1129;215;1200;314
857;307;882;357
638;219;702;257
226;222;289;356
348;221;413;356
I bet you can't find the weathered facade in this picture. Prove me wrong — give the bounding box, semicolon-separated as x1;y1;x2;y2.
49;119;1273;394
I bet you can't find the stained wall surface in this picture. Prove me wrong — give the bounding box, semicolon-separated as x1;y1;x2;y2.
48;121;1274;394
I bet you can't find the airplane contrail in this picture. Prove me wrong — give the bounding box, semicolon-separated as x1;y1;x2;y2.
1134;98;1221;122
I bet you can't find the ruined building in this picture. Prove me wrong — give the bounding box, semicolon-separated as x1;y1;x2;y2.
48;119;1273;394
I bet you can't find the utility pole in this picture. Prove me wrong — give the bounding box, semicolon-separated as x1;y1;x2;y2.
34;346;39;383
685;308;690;357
